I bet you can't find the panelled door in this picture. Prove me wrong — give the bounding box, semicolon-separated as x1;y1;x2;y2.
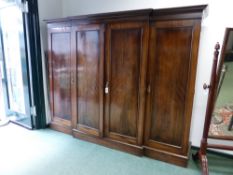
48;25;72;131
72;24;104;137
144;19;201;155
105;22;149;145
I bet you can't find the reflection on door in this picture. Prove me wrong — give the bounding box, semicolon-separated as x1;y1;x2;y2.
1;5;26;114
0;1;33;128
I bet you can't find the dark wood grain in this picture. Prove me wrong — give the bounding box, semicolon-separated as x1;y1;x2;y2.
208;135;233;141
50;123;72;135
110;28;140;137
46;6;205;167
77;29;100;128
207;143;233;151
193;43;221;175
72;24;104;137
45;9;152;24
144;146;189;167
105;22;148;145
151;26;192;146
144;20;201;155
193;30;233;175
151;5;207;21
52;33;71;120
44;5;206;24
48;27;72;133
73;129;143;156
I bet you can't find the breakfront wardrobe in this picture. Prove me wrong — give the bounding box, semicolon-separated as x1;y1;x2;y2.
46;5;206;167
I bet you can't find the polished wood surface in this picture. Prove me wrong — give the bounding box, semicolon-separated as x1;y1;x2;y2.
48;27;72;131
105;22;148;145
193;43;221;175
207;143;233;151
73;130;143;156
144;20;201;156
72;24;104;137
193;31;233;175
46;6;206;167
144;146;189;167
45;5;207;24
51;33;71;120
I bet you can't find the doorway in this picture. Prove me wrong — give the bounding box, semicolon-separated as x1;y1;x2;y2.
0;49;6;124
0;0;33;129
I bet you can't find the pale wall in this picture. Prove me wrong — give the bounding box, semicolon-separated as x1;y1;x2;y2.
38;0;63;123
62;0;207;17
38;0;233;154
38;0;63;49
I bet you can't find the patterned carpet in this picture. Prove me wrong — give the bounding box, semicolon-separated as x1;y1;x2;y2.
209;102;233;137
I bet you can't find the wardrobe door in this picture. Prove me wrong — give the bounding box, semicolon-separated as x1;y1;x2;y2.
72;24;104;137
144;20;201;155
105;22;148;145
48;25;72;134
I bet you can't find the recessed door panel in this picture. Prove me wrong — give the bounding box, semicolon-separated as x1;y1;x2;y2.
105;22;148;145
73;24;104;137
49;29;72;126
109;29;140;137
144;20;201;154
151;28;192;146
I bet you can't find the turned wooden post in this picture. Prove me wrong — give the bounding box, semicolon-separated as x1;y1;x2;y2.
193;43;220;175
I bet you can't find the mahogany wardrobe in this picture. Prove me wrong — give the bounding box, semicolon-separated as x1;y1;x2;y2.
46;5;207;167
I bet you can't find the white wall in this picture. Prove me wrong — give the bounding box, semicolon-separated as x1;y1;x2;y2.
38;0;233;154
62;0;207;17
38;0;63;123
38;0;63;49
190;1;233;154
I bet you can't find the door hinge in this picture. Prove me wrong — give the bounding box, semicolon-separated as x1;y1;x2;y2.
21;1;29;13
30;106;37;117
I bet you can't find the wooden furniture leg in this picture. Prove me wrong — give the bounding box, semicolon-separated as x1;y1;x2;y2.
228;116;233;131
192;43;220;175
192;150;209;175
200;154;209;175
199;139;209;175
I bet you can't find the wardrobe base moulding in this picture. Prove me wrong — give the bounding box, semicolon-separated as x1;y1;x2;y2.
143;145;191;167
50;122;72;135
73;129;191;167
72;129;144;156
46;5;207;168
